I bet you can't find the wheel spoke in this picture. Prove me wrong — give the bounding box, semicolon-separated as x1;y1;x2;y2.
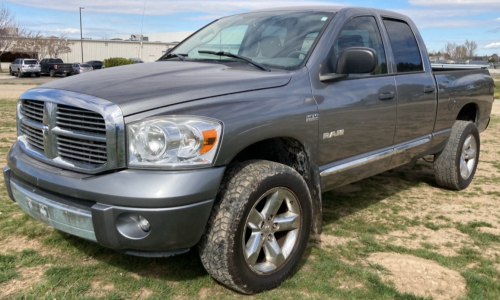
247;208;264;231
460;158;470;178
465;149;476;159
245;232;264;266
263;238;285;268
261;190;286;220
464;135;472;149
273;212;300;232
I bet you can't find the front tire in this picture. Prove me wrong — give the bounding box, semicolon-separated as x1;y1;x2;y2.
9;68;13;76
17;70;22;78
35;73;40;77
199;160;312;294
434;121;480;190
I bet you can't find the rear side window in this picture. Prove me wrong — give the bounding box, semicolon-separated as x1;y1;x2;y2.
383;19;423;73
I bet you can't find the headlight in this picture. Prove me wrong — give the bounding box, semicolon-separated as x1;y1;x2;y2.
127;116;222;169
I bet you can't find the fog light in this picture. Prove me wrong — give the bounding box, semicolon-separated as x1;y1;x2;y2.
138;215;151;232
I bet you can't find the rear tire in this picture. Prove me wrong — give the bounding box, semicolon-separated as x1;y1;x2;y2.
434;121;480;190
35;73;40;77
199;160;312;294
49;70;55;77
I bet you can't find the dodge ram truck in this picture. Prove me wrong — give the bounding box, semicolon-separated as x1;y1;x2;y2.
3;6;495;294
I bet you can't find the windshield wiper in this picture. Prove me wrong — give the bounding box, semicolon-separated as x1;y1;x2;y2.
164;53;188;61
198;50;270;72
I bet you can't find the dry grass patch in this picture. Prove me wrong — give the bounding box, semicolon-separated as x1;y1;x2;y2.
368;252;467;300
0;265;46;299
378;226;475;256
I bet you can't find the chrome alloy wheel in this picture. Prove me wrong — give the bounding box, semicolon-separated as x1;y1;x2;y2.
242;187;301;274
460;134;477;180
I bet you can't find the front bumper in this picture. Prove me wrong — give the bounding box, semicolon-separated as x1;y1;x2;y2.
4;142;225;253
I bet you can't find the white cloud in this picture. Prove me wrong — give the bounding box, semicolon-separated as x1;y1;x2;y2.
4;0;346;16
485;42;500;49
55;28;81;34
497;17;500;21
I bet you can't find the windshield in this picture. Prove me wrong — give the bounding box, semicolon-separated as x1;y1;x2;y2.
161;11;334;71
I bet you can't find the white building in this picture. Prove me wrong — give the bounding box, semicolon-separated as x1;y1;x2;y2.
62;39;177;63
110;32;194;43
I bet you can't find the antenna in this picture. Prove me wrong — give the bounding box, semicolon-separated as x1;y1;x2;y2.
139;0;147;58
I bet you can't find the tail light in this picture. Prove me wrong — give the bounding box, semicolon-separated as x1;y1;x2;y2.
54;65;58;69
79;67;82;70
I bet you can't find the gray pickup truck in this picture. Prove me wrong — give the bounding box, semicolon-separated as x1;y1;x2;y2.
3;6;495;294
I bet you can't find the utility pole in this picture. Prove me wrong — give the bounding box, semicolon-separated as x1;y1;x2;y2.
79;7;84;62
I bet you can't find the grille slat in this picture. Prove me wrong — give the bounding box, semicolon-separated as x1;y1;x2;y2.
21;100;44;123
20;100;108;168
20;123;44;151
57;142;107;155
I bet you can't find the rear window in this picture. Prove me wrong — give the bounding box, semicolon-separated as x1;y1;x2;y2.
80;64;91;67
24;60;38;65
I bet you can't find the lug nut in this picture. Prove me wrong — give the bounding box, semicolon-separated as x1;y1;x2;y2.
268;234;273;241
273;223;278;230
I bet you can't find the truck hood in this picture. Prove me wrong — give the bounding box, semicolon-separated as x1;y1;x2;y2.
39;61;292;116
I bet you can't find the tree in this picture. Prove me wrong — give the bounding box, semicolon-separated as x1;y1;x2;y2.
0;4;23;71
12;30;43;59
454;45;467;60
464;40;478;58
46;34;74;58
444;42;457;60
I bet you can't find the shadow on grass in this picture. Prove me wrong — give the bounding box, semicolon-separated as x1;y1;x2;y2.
49;160;437;286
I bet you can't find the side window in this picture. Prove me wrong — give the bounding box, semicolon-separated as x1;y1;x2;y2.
332;16;388;76
383;19;423;73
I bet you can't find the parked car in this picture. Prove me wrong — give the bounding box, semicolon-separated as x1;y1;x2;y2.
39;58;73;77
4;6;495;294
129;58;144;63
85;60;104;70
9;59;40;77
72;63;93;74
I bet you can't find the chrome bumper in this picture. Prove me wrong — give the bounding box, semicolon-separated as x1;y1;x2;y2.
10;180;96;241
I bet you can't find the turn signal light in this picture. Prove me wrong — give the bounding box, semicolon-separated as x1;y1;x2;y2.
201;129;218;154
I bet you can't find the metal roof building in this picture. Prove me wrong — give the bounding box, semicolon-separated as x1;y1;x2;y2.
62;39;177;63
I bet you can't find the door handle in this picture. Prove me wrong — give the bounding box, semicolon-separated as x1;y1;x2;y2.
379;91;395;100
424;87;435;93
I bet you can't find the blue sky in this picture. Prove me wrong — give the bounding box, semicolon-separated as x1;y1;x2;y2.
3;0;500;56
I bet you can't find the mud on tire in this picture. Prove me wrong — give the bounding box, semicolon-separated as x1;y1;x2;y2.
198;160;312;294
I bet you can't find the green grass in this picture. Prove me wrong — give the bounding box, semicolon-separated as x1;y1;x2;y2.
0;87;499;299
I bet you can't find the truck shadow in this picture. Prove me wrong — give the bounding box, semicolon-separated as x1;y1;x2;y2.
59;159;437;283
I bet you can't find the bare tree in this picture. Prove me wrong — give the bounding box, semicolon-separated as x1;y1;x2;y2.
444;42;457;61
0;4;23;71
454;45;467;60
47;34;74;58
12;30;43;59
464;40;478;58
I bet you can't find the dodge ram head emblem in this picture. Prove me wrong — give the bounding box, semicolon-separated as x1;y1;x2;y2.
42;125;49;137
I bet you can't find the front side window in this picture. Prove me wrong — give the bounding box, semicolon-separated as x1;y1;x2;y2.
383;19;423;73
332;16;388;76
161;11;334;71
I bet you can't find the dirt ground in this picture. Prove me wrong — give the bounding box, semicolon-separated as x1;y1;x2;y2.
0;84;499;299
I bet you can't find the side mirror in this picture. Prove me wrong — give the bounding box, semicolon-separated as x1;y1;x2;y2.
320;47;378;82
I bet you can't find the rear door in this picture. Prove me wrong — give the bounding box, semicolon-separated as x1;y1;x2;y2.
314;15;397;189
381;18;436;166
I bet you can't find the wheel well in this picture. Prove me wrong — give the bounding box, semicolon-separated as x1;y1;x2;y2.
231;137;310;179
229;137;323;234
456;103;478;124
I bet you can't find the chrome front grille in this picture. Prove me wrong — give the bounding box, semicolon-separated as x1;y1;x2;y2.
17;89;125;174
57;136;107;165
20;122;44;151
56;105;106;134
